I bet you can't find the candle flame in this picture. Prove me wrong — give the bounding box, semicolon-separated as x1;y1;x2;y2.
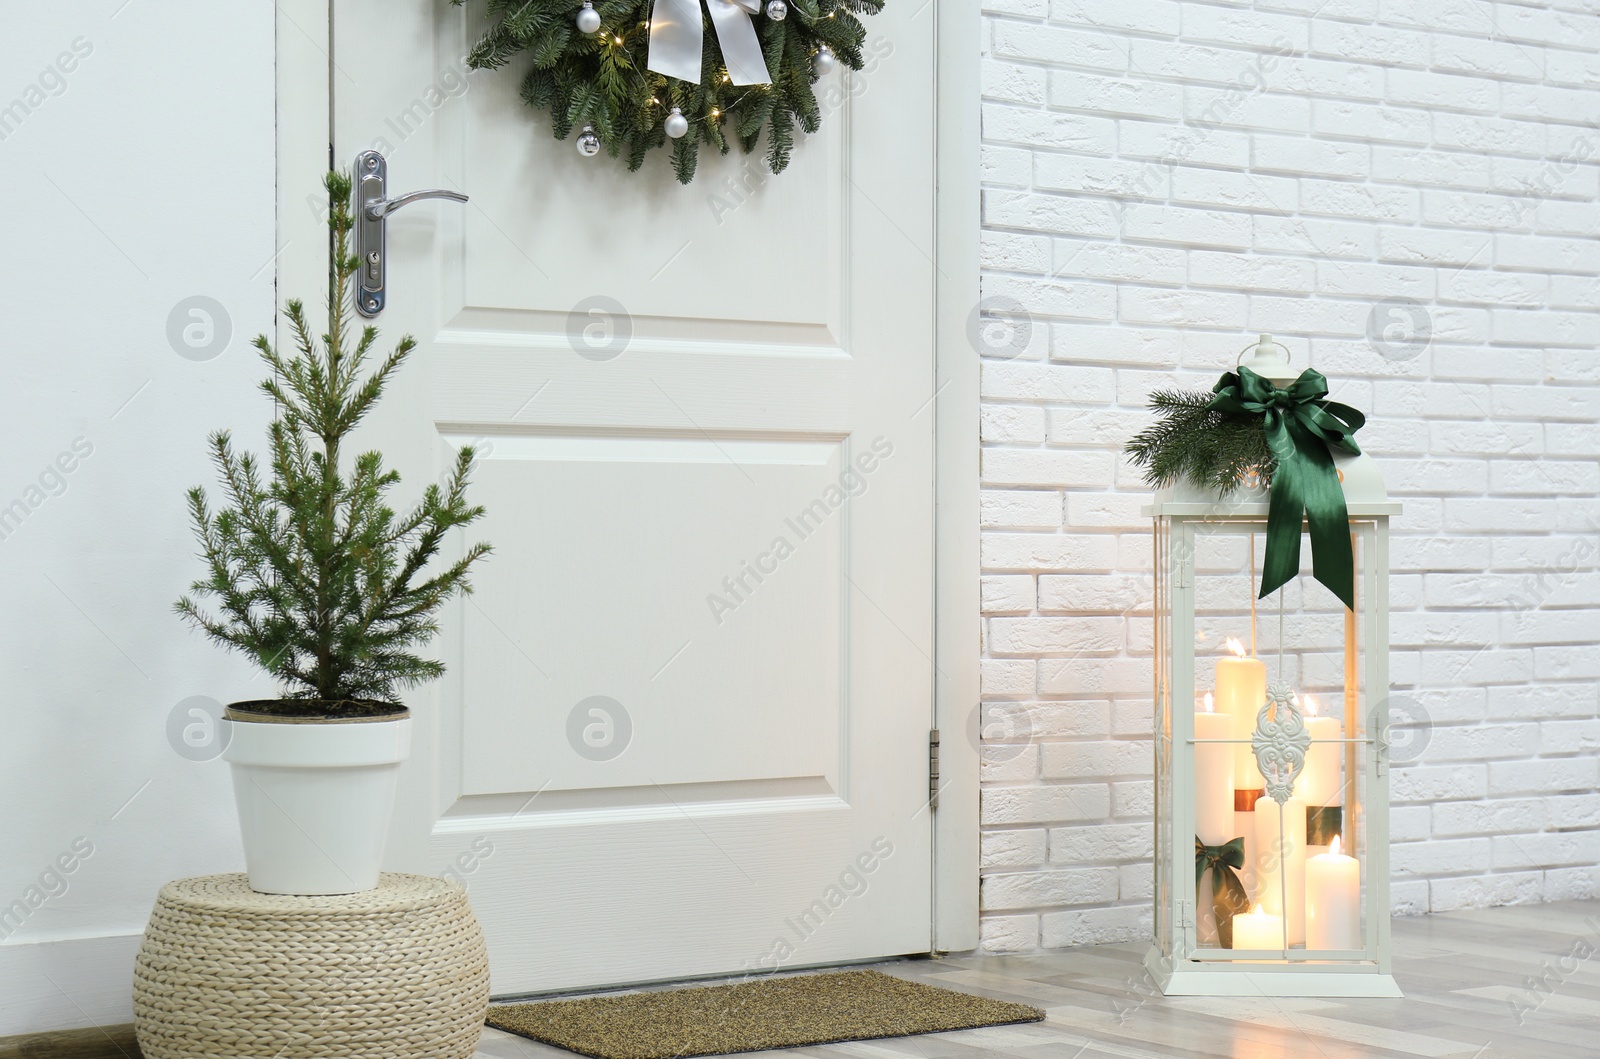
1304;693;1319;717
1224;636;1246;658
1202;692;1215;714
1250;903;1262;916
1330;835;1342;856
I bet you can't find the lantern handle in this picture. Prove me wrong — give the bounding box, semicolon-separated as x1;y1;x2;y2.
1235;334;1299;386
1236;333;1293;368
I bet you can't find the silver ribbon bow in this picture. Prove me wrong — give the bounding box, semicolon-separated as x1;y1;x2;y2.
647;0;772;87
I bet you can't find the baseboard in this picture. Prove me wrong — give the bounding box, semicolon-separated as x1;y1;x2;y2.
0;933;142;1039
0;1025;141;1058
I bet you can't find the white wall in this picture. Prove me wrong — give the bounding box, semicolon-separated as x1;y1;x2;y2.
978;0;1600;951
0;1;275;1034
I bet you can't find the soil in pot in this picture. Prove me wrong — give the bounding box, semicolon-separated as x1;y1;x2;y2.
225;698;410;722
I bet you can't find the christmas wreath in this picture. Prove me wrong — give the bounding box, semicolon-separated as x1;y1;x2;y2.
451;0;884;184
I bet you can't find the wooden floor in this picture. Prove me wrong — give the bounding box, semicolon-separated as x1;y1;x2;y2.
474;900;1600;1059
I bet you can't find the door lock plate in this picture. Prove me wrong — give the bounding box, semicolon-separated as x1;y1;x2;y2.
352;150;468;318
355;151;389;317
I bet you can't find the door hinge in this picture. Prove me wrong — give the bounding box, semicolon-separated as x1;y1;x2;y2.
928;729;941;811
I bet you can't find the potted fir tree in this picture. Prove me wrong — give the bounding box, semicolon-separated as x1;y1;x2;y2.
177;171;490;895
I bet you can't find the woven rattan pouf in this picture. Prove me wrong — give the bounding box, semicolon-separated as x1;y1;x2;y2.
133;873;489;1059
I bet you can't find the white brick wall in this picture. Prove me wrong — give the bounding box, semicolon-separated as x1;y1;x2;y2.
978;0;1600;952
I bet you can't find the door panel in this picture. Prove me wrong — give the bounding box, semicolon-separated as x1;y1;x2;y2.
332;0;934;993
459;78;847;337
457;435;845;796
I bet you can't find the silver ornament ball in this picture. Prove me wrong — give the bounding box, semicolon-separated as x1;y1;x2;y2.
576;125;601;157
766;0;787;20
814;45;836;75
664;107;689;139
576;3;601;33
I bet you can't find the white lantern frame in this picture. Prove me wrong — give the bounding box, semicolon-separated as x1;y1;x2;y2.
1141;355;1403;997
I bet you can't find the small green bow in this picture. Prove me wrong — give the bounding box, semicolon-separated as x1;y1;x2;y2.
1195;836;1252;948
1207;366;1365;608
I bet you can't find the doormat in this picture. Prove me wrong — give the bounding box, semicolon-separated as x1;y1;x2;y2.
485;968;1046;1059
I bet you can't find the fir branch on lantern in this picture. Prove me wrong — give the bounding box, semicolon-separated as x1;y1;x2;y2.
1124;389;1277;491
451;0;884;184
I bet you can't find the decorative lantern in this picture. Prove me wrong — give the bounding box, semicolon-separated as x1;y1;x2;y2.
1140;337;1402;997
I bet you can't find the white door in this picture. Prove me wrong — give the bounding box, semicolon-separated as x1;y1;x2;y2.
321;0;937;994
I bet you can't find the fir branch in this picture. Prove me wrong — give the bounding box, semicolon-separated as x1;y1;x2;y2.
1124;389;1277;490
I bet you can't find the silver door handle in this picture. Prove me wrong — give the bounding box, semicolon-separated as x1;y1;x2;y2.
365;188;469;220
353;150;468;318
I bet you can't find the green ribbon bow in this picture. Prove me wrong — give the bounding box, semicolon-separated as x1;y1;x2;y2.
1207;366;1365;609
1195;835;1252;948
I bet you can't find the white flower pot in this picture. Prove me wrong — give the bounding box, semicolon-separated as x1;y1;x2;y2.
222;705;412;895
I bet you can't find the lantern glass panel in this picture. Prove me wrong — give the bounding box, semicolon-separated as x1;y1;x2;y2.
1345;736;1373;954
1152;518;1174;961
1174;517;1380;965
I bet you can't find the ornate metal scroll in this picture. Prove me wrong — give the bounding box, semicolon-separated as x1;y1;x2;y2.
1252;681;1310;804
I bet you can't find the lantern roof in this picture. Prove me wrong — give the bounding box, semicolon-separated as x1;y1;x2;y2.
1144;450;1400;518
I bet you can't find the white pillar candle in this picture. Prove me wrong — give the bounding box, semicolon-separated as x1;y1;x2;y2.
1254;796;1307;945
1299;694;1343;808
1235;790;1260;906
1214;638;1267;789
1306;835;1361;951
1194;693;1234;846
1231;904;1283;951
1195;693;1235;946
